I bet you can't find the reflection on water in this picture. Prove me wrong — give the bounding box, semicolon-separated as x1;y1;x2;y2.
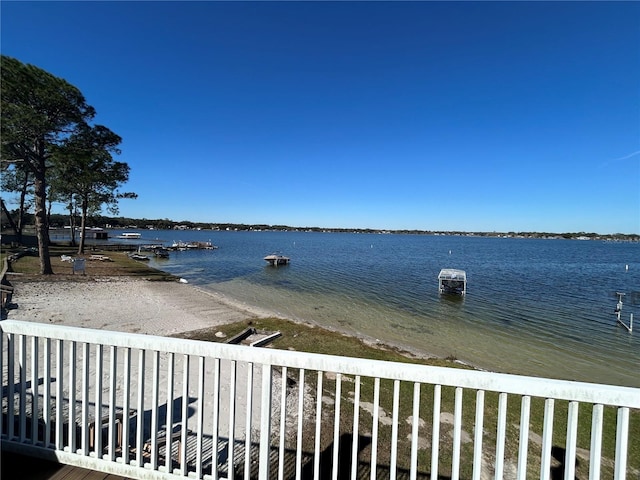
123;230;640;387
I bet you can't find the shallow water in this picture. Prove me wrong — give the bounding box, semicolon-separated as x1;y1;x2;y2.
124;230;639;387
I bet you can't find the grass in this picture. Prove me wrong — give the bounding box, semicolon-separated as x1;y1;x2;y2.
5;244;639;478
178;318;640;479
2;243;179;280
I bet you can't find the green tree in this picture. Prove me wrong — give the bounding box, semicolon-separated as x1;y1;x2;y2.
51;123;135;254
1;55;95;273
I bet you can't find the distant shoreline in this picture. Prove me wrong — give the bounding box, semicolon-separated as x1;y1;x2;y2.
5;222;640;243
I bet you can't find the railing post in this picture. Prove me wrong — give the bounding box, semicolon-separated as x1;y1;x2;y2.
150;350;160;470
589;404;603;480
614;407;630;480
121;347;131;464
196;355;206;479
370;377;380;480
565;401;579;480
332;373;343;480
81;343;90;454
410;382;421;480
55;339;63;450
30;336;38;443
108;345;117;462
295;369;305;480
68;341;77;453
351;375;361;480
516;395;531;480
43;338;52;448
244;363;254;480
431;384;441;480
180;354;190;475
278;366;287;480
495;392;508;480
472;390;485;480
7;333;15;440
135;349;145;466
165;352;175;472
451;387;463;480
19;334;26;442
314;370;324;480
540;399;555;480
211;358;221;480
94;344;103;455
227;360;237;480
259;363;272;480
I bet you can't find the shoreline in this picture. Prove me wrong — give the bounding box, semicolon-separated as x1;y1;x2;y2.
5;274;453;366
5;272;636;387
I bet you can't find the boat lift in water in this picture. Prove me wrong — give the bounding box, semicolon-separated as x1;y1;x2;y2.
438;268;467;296
614;292;633;333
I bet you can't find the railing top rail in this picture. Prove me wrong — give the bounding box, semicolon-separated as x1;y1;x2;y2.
2;319;639;408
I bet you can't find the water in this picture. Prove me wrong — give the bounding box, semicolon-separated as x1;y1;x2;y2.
118;230;640;387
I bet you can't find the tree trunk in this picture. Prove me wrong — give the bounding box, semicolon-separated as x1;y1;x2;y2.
68;197;77;247
17;171;29;242
30;140;53;275
33;168;53;274
78;198;88;255
46;194;52;233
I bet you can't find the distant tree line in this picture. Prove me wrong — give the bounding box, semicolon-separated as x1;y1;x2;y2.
3;210;638;242
1;56;136;272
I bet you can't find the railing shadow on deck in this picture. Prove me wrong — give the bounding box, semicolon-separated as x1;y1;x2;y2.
1;413;442;480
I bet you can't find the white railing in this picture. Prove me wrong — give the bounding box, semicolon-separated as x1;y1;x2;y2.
1;319;639;480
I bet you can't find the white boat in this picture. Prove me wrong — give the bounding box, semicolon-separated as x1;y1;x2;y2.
128;252;149;261
438;268;466;295
116;232;141;239
264;254;290;266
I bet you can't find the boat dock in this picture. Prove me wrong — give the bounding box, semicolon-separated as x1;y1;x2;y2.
170;240;218;250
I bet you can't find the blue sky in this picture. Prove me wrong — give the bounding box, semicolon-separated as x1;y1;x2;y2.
2;1;639;234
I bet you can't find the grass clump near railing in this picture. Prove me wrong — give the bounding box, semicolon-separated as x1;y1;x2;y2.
179;318;640;479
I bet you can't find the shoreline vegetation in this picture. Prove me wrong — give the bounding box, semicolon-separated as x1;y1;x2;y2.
2;244;639;478
3;217;640;242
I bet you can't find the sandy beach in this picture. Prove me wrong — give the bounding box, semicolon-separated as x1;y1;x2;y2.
3;275;307;448
4;276;273;336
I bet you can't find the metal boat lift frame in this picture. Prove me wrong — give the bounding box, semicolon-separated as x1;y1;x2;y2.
438;268;467;296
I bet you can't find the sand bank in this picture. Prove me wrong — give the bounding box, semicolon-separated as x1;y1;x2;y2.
3;275;301;442
4;276;274;336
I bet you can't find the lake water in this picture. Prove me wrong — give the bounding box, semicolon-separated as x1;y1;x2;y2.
115;230;640;387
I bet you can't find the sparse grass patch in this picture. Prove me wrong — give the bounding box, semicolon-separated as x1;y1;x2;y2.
3;244;179;280
178;318;639;478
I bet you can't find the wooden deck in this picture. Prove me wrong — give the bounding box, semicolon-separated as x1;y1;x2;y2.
1;451;130;480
